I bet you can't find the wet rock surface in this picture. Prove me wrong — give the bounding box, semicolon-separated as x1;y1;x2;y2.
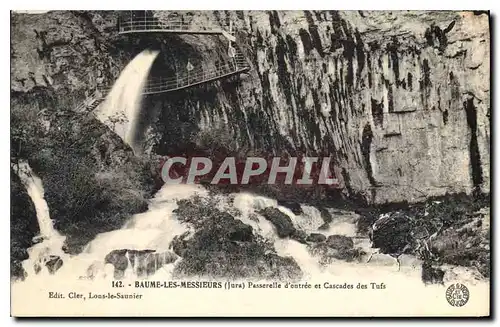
104;249;178;279
319;207;333;224
277;200;303;215
45;255;64;274
259;207;297;238
311;234;364;263
370;212;414;256
306;233;326;243
326;235;354;250
32;254;64;275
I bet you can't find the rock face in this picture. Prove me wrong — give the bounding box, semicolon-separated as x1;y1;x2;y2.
149;11;490;204
11;11;490;207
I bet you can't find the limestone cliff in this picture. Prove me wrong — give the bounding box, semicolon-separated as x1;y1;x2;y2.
11;10;490;208
149;11;490;204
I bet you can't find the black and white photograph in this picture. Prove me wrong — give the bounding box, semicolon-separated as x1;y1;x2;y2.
9;9;491;317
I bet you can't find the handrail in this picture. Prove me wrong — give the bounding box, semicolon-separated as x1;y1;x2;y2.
79;14;250;106
117;16;234;36
92;45;249;98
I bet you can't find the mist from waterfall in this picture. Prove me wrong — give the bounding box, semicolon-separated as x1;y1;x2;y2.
94;49;159;154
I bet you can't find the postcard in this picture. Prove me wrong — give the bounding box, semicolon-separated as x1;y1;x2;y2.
10;10;490;317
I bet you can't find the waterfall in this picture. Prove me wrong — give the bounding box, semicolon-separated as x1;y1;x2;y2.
13;178;486;294
11;50;485;294
14;161;66;276
16;161;57;239
94;49;159;154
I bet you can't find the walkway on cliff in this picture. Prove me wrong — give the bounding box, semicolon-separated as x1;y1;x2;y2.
77;14;250;112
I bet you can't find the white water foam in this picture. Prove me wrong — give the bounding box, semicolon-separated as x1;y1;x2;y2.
14;161;67;277
13;178;487;301
94;49;159;154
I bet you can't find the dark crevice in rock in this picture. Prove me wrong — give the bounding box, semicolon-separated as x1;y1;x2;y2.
407;72;413;90
442;109;449;125
463;97;483;191
420;58;432;109
371;98;384;127
285;35;298;59
385;79;394;113
361;123;377;186
303;11;324;58
309;25;325;57
275;35;295;110
424;23;450;54
354;29;365;85
268;11;281;35
298;28;313;56
367;52;373;88
387;36;400;82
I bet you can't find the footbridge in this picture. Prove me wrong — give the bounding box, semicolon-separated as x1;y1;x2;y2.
77;13;250;112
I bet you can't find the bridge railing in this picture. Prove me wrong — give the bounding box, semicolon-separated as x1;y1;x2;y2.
91;56;248;98
95;15;249;97
143;58;249;94
118;16;230;34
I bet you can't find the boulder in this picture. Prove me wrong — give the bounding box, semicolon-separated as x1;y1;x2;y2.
45;255;63;274
173;210;302;280
277;200;303;215
318;222;330;231
259;207;296;238
291;230;308;244
31;254;63;275
33;262;42;274
104;249;130;278
307;233;326;243
310;235;361;262
326;235;354;250
421;261;445;285
370;212;414;255
226;219;254;242
319;207;333;224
